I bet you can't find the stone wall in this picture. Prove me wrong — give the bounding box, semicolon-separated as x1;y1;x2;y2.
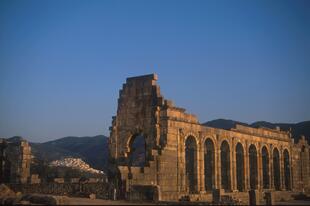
0;137;32;184
109;74;310;201
8;183;110;199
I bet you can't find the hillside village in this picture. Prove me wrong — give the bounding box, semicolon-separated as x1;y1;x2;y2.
49;158;104;175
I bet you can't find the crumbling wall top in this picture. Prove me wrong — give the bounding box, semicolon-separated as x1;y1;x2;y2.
231;124;291;140
126;73;158;82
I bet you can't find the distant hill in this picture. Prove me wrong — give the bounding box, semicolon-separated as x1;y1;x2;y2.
30;135;109;171
203;119;310;143
203;119;248;130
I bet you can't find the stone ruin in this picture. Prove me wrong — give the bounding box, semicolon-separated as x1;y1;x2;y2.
0;137;31;184
108;74;310;203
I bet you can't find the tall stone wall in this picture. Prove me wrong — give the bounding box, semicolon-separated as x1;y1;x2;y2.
109;74;310;201
0;137;32;184
109;74;163;166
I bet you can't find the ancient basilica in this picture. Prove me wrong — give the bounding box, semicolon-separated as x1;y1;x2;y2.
109;74;310;203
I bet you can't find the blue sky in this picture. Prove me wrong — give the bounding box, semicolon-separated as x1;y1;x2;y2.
0;0;309;142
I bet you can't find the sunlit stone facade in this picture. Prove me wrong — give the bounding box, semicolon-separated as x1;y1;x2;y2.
109;74;310;202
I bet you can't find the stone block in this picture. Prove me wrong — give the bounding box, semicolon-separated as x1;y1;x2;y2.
263;191;274;205
0;184;16;198
249;189;259;205
89;193;96;199
212;189;221;204
54;178;64;184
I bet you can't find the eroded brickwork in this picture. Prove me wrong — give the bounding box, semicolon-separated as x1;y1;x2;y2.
0;137;32;184
109;74;310;201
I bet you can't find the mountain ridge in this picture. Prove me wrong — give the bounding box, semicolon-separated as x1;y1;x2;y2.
30;135;109;171
203;119;310;143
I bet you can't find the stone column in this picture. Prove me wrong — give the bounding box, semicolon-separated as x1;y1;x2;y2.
244;141;250;191
196;145;201;193
270;145;274;190
199;140;205;192
280;148;284;190
290;147;293;190
257;143;262;191
213;143;219;189
231;138;237;191
216;146;222;189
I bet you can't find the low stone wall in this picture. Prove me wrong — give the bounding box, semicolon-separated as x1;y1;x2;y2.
8;183;110;199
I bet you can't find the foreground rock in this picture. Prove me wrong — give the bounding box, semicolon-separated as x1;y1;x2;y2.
0;185;69;206
0;184;16;198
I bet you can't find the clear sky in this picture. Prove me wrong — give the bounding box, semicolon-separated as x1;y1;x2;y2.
1;0;309;142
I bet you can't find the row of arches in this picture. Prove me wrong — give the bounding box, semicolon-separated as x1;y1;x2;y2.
185;136;291;193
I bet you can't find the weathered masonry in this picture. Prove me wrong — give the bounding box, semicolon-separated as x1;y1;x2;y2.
0;137;32;184
109;74;310;201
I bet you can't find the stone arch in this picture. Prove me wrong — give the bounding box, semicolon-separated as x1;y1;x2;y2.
262;146;270;189
249;144;258;190
283;149;291;190
273;147;281;190
184;132;199;144
235;142;245;191
127;134;147;167
185;135;198;193
3;158;11;183
220;140;231;191
204;138;215;191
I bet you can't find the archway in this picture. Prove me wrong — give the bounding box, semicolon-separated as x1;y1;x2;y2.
249;144;258;190
128;135;146;167
221;140;231;191
3;158;11;183
236;143;244;191
204;138;215;191
185;136;198;193
284;149;291;190
273;148;281;190
262;146;270;189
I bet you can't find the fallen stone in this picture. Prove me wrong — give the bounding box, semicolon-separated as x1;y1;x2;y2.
89;193;96;200
20;194;69;205
0;184;16;199
21;194;57;205
19;200;31;205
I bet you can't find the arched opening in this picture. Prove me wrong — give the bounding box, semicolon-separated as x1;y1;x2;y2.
128;135;146;167
236;143;244;191
3;158;11;183
185;136;198;193
249;144;258;189
221;140;231;191
262;146;270;189
273;148;281;190
284;149;291;190
204;138;215;191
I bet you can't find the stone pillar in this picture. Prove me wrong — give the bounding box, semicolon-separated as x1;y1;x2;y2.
257;144;262;191
231;139;237;191
290;147;293;190
196;145;200;193
280;148;284;190
199;141;205;192
269;144;274;190
244;141;250;191
216;147;222;189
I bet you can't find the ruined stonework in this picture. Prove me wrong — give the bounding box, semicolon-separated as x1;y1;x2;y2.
109;74;310;202
0;137;32;184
